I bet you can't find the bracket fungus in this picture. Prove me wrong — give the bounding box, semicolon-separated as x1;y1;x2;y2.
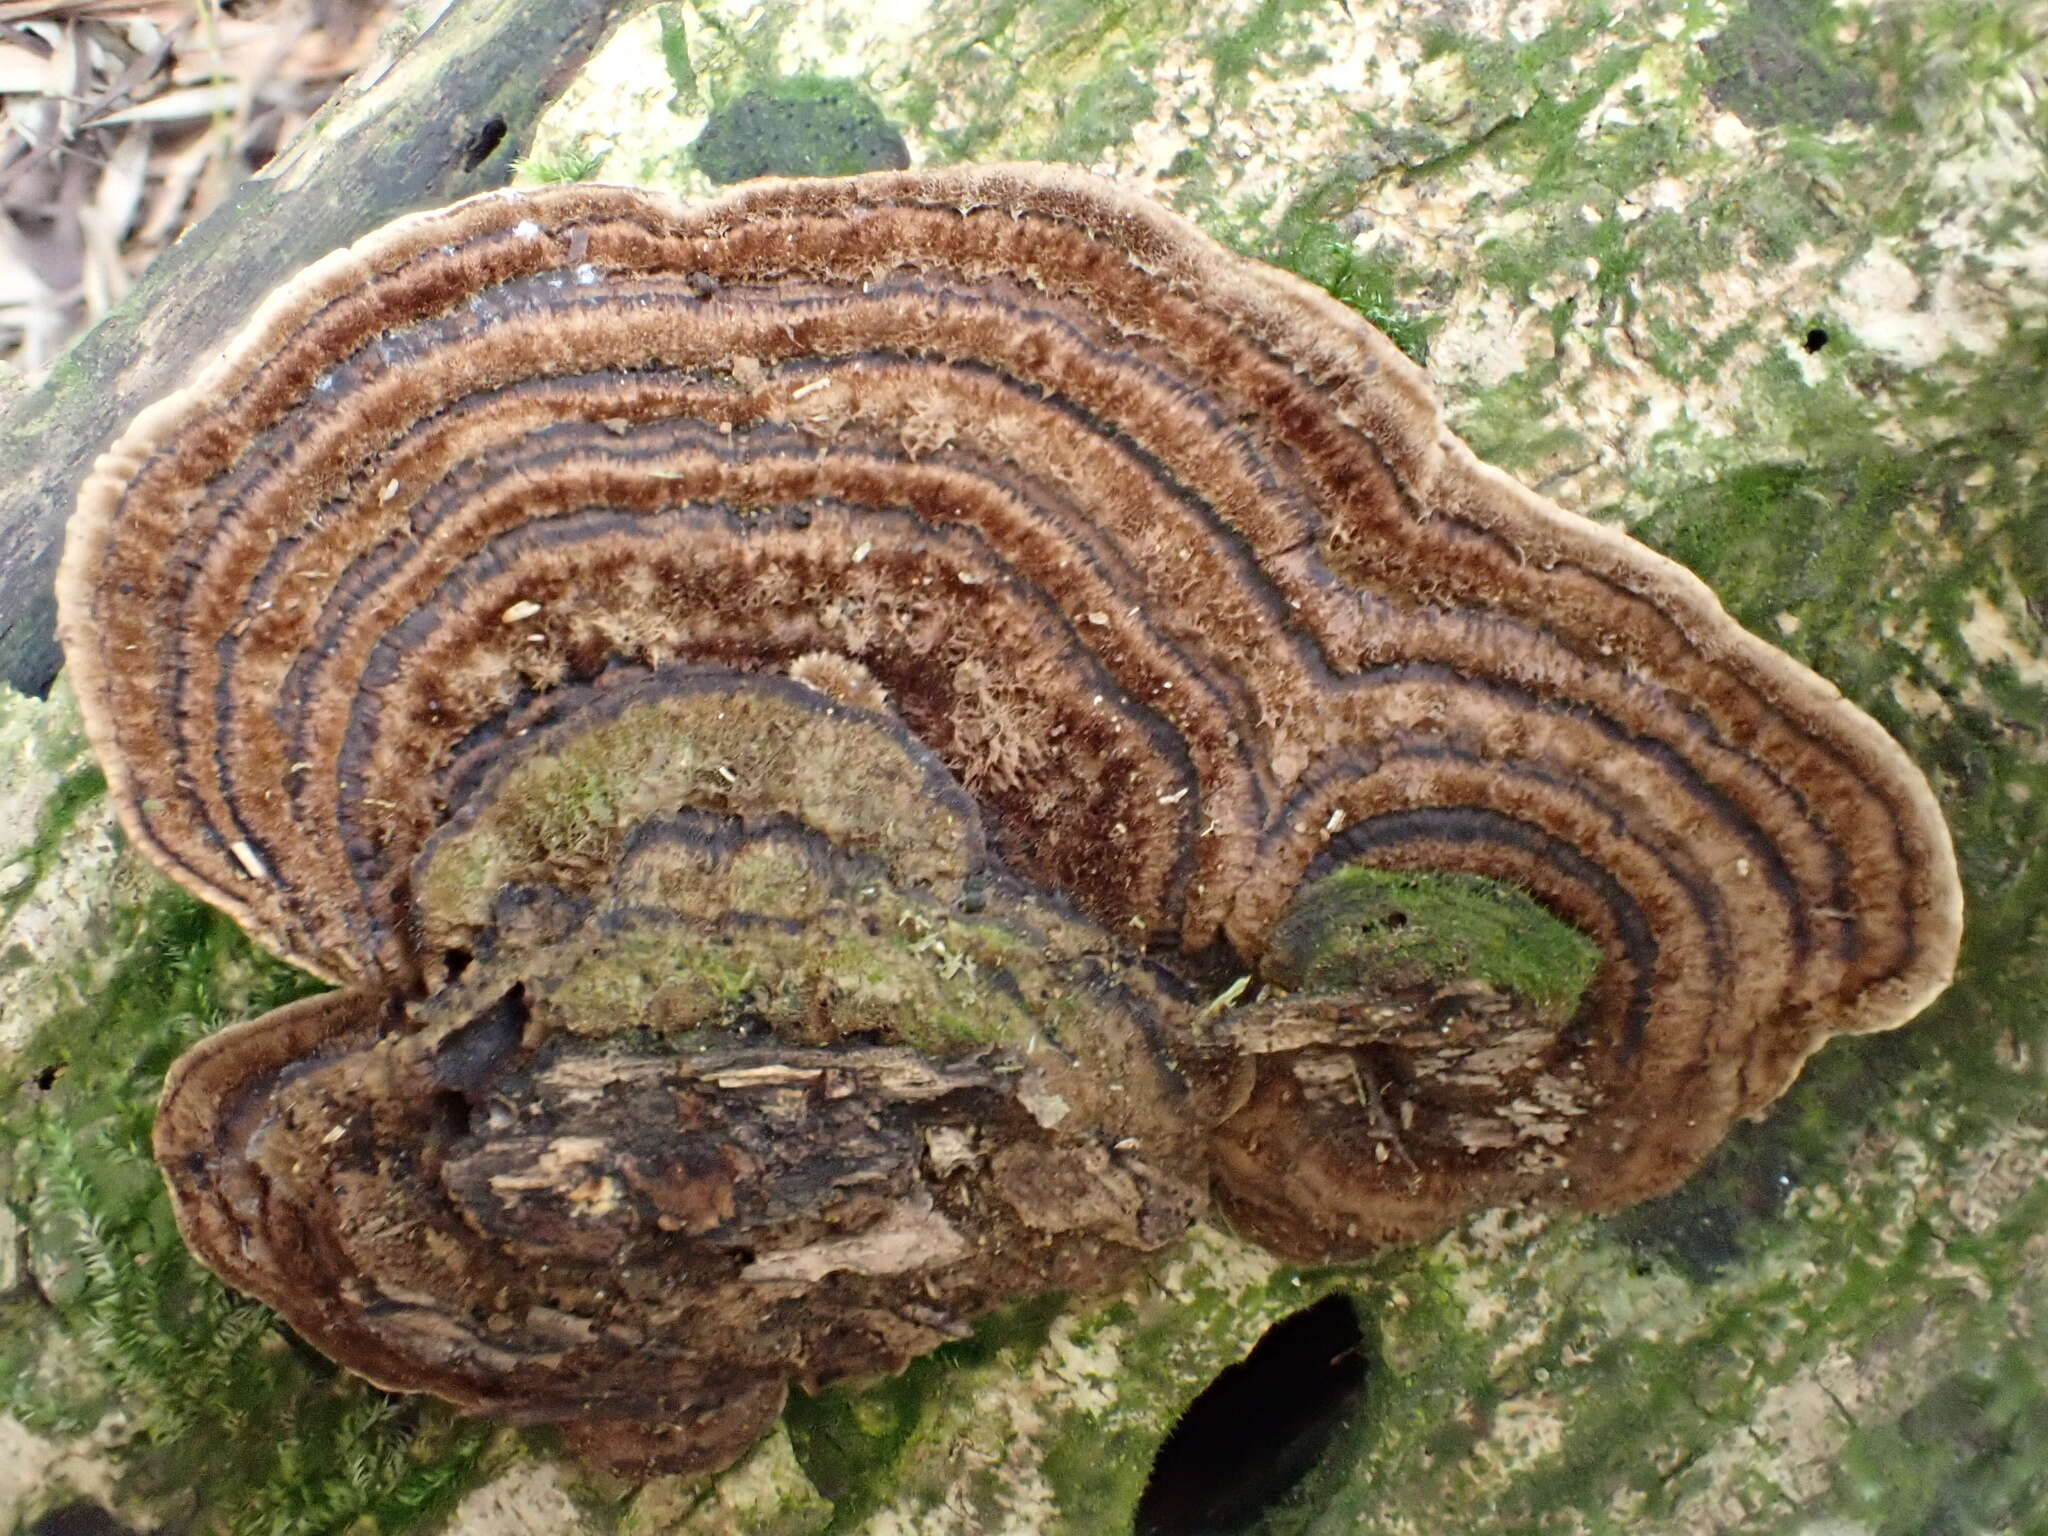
58;164;1961;1474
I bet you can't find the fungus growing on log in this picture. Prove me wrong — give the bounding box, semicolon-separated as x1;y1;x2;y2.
59;164;1962;1472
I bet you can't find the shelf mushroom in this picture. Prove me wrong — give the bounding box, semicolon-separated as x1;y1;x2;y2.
59;164;1962;1473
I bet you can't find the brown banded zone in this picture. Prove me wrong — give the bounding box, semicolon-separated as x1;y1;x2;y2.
64;167;1960;1194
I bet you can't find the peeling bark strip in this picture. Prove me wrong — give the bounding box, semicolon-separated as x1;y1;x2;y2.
61;166;1960;1472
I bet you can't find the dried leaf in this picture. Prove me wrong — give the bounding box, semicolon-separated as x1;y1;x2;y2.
0;38;58;92
79;119;145;313
90;79;237;124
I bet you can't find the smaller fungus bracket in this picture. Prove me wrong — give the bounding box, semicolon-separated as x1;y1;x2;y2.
63;162;1964;1476
154;873;1216;1442
151;660;1221;1463
1203;866;1612;1258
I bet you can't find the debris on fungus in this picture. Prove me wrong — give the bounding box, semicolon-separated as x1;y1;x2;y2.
57;164;1963;1473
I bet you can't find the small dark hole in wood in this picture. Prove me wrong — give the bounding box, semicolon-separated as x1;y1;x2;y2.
241;109;283;172
27;1503;138;1536
461;116;509;172
444;948;473;980
1803;326;1829;353
1133;1294;1371;1535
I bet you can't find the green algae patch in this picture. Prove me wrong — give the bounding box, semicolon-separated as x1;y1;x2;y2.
1044;62;1159;167
1260;867;1602;1018
625;1426;833;1535
1206;0;1330;102
657;3;700;110
1698;0;1882;130
1824;1330;2048;1536
692;76;910;183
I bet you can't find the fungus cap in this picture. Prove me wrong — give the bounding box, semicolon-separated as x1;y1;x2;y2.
62;164;1961;1465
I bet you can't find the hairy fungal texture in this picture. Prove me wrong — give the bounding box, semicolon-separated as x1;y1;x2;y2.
61;165;1961;1472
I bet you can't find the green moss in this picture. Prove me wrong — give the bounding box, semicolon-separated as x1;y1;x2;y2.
1466;76;1706;322
413;703;688;924
1654;455;1893;608
516;140;610;184
528;891;1044;1055
2;886;317;1116
1266;219;1435;366
415;685;981;941
1698;0;1882;129
1;885;498;1534
1221;173;1440;365
692;75;910;184
1259;867;1603;1016
784;1294;1067;1533
546;922;761;1023
458;741;632;881
783;1374;927;1527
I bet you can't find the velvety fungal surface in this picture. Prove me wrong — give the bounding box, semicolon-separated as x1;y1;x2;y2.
56;164;1962;1473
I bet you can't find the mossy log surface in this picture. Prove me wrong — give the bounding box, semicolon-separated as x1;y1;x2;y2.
4;2;2045;1535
